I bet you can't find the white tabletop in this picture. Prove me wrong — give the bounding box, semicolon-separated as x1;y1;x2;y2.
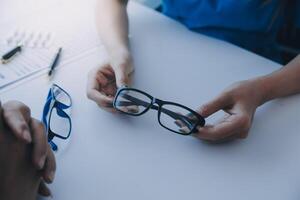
1;1;300;200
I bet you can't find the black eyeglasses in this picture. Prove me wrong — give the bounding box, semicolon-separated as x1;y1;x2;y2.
113;87;205;135
42;84;72;151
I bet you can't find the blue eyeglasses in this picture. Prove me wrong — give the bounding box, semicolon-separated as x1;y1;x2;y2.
42;84;72;151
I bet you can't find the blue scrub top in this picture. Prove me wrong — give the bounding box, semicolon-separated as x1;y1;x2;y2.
162;0;300;63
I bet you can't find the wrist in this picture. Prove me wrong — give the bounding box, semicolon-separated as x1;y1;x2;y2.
110;47;133;70
109;43;130;60
254;75;278;106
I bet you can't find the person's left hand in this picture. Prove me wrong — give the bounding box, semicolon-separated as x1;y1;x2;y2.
86;53;134;113
194;79;265;142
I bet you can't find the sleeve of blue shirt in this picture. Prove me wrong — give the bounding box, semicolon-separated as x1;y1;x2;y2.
296;1;300;28
295;1;300;48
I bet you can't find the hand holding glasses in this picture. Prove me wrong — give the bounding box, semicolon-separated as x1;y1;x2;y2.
42;84;72;151
113;87;205;135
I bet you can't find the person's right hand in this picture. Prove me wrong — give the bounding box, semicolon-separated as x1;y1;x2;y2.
87;54;134;112
194;79;264;143
0;101;56;197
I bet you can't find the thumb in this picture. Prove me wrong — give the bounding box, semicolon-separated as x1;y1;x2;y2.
114;66;131;88
198;92;232;118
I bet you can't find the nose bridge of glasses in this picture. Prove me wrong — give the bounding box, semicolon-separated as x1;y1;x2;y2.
153;98;162;104
150;98;161;110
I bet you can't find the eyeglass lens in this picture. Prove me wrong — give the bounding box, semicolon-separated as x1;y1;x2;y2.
159;104;198;134
52;85;72;106
115;89;152;115
49;107;71;138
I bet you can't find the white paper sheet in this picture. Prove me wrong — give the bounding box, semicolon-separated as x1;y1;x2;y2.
0;46;53;89
0;0;102;91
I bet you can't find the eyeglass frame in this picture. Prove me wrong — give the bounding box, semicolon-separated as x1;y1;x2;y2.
42;84;72;151
113;87;205;135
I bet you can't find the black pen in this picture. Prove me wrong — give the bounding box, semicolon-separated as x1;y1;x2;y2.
48;47;62;76
1;45;22;64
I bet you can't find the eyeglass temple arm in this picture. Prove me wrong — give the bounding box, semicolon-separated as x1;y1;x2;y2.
119;94;196;129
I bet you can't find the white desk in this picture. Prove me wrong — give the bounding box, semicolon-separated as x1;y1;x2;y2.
1;1;300;200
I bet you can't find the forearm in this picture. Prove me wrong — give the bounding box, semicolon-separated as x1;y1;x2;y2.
96;0;131;63
258;55;300;105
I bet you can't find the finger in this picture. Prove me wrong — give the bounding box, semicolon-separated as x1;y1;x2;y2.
88;89;114;107
187;113;199;123
87;70;114;107
38;181;52;197
43;145;56;183
97;103;118;113
95;67;119;96
101;66;116;79
126;105;140;113
114;66;131;88
30;119;48;170
87;67;110;90
174;119;185;128
179;126;191;134
198;93;232;118
96;72;110;88
2;101;32;143
238;132;248;139
200;133;239;144
195;115;246;141
87;68;102;91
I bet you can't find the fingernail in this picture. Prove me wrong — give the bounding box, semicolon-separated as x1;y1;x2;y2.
38;155;46;169
23;129;32;143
